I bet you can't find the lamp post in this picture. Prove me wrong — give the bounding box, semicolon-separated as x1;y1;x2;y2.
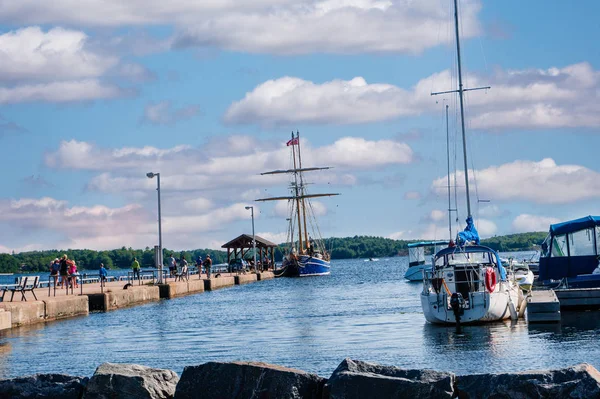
147;172;163;283
245;206;257;272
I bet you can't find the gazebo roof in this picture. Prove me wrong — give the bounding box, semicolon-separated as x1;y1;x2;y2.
221;234;278;249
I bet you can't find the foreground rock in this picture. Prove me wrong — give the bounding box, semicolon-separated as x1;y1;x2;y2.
0;374;88;399
325;358;454;399
83;363;179;399
455;363;600;399
174;361;326;399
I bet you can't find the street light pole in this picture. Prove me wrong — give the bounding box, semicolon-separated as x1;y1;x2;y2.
147;172;163;283
245;206;256;272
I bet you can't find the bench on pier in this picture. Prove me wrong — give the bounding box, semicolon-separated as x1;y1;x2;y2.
1;276;39;302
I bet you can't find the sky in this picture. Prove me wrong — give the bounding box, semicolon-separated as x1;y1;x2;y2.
0;0;599;253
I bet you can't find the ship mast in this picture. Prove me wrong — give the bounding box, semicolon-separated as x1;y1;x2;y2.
446;104;453;241
290;131;304;253
296;131;310;251
431;0;490;220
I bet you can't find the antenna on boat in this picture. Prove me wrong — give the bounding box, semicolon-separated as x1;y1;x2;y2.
431;0;490;219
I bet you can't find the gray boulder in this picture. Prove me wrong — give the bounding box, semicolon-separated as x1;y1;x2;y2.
325;358;454;399
83;363;179;399
0;373;88;399
174;361;326;399
455;363;600;399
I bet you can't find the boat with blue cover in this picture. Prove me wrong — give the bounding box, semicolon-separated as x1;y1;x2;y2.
539;215;600;289
257;131;340;277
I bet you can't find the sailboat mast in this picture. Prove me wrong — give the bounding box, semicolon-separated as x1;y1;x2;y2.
296;131;310;251
291;132;304;252
446;104;453;241
453;0;472;218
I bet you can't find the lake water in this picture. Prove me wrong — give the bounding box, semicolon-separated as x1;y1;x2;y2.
1;253;600;379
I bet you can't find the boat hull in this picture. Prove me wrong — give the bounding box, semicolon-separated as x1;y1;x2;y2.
421;282;520;324
275;255;330;277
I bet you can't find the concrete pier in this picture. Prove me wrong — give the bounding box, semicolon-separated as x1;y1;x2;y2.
527;290;561;323
0;269;275;330
204;277;235;291
257;271;275;281
235;274;258;285
0;309;11;330
159;280;205;299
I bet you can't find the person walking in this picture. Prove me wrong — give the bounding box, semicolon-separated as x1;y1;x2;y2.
203;255;212;279
99;263;108;282
132;257;141;281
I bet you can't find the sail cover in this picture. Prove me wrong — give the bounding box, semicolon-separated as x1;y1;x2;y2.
457;216;480;245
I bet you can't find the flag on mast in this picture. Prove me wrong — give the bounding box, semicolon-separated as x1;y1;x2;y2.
286;137;299;146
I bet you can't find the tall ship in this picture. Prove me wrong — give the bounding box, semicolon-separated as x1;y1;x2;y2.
420;0;520;325
257;132;339;277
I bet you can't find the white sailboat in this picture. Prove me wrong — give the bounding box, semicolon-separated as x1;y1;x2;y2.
420;0;520;325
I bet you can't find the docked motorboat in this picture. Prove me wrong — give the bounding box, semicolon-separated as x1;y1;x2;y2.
405;241;448;281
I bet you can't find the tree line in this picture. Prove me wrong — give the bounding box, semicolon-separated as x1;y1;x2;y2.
0;232;548;273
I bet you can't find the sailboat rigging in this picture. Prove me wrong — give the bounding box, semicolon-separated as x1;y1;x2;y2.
420;0;520;325
257;131;339;277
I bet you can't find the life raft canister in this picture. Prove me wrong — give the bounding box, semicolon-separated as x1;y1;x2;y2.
485;267;497;293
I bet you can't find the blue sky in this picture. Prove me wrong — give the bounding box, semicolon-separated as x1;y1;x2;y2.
0;0;599;252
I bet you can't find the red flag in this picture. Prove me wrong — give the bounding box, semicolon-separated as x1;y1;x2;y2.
286;137;299;146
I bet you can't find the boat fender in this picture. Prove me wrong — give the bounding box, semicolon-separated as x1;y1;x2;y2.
485;267;497;293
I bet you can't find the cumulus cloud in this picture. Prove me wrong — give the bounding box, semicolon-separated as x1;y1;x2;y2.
225;62;600;129
511;214;559;233
45;136;413;195
0;0;482;55
432;158;600;205
142;101;201;125
0;196;261;251
0;27;141;104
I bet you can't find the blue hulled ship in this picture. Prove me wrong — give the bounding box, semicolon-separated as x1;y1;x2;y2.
257;131;339;277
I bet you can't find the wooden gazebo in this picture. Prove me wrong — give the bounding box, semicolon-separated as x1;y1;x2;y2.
221;234;277;270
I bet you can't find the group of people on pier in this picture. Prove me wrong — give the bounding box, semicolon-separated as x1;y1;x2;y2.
49;255;79;289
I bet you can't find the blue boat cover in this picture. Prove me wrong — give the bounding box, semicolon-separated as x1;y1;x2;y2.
434;245;507;281
457;216;480;245
550;215;600;236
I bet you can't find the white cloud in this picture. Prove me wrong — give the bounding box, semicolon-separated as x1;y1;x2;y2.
429;209;445;222
476;218;497;237
432;158;600;204
1;1;482;55
511;214;559;233
0;80;126;104
0;196;262;252
45;136;413;196
404;191;422;200
225;62;600;129
0;27;116;82
256;231;288;245
142;101;200;125
0;27;140;103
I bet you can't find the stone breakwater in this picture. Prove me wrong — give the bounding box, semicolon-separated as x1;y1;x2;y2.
1;358;599;398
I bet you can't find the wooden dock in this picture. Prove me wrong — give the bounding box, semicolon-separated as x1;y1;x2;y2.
554;287;600;310
527;290;561;323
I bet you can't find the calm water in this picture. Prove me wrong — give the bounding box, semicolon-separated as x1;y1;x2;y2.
1;253;600;379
